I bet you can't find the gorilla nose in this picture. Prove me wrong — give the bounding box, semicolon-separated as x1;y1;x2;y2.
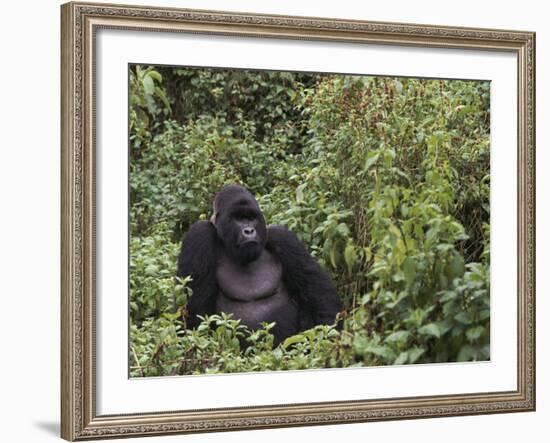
242;227;256;238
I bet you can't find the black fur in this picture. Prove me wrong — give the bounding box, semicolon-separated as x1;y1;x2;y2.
176;185;342;339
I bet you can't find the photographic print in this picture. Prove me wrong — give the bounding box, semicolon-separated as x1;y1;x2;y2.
129;65;491;377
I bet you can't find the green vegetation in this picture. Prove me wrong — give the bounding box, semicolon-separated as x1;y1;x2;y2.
129;65;490;377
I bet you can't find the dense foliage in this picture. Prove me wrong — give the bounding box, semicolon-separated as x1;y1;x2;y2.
129;65;490;377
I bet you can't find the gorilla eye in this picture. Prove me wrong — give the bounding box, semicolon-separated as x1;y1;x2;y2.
234;210;256;221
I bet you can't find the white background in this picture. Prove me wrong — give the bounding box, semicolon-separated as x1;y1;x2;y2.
0;0;546;442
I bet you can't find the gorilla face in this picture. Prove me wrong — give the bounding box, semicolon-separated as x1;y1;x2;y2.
212;185;267;264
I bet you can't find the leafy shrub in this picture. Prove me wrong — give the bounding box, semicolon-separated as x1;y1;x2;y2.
129;66;171;150
129;67;490;376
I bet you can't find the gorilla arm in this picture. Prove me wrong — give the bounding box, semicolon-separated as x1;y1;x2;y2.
266;225;342;330
176;220;219;329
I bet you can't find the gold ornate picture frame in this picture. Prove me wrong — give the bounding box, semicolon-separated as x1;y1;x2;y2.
61;1;535;440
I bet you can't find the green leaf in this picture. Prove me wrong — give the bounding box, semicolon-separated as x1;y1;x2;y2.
366;346;394;360
147;70;162;82
425;226;439;243
440;290;458;302
479;309;491;321
145;264;159;276
408;347;425;364
466;326;485;342
336;223;350;237
454;312;472;325
344;243;356;274
481;345;491;360
352;335;369;356
458;345;477;362
272;347;283;359
296;184;306;203
394;352;408;365
418;323;441;338
361;293;371;305
384;149;396;168
283;334;305;348
363;153;380;172
446;254;465;280
394;80;403;93
329;246;338;269
402;256;416;287
385;330;410;344
142;75;155;95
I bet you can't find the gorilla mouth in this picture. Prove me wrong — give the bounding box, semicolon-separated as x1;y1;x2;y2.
241;239;259;246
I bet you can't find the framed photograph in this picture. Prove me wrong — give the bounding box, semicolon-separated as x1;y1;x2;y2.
61;1;536;440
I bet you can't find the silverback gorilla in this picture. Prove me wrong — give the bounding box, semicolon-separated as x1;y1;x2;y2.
176;184;342;343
